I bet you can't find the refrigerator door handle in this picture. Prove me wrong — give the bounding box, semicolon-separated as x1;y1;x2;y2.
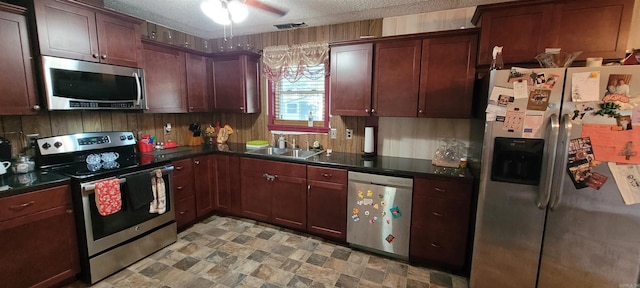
538;113;560;209
550;114;572;210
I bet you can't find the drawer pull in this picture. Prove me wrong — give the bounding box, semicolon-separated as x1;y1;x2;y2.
321;173;332;178
176;186;184;190
179;211;186;215
66;209;73;214
263;173;277;181
431;243;441;248
175;166;184;171
194;160;200;165
434;187;446;192
9;201;34;211
432;212;444;217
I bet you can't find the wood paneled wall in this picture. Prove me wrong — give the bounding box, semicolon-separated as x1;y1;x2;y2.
1;19;382;158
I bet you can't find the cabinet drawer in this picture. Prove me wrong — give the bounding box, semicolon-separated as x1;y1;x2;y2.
172;158;193;176
413;196;469;231
307;166;347;183
414;177;471;199
411;229;467;268
175;196;196;229
173;175;195;200
0;185;71;222
242;158;306;178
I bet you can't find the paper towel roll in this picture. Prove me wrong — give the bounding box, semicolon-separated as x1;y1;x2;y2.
364;127;374;154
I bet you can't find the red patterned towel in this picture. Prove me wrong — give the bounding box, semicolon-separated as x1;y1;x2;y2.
95;178;122;216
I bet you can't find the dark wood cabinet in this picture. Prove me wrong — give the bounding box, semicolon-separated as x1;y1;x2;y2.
32;0;142;67
185;52;211;112
329;43;373;116
0;185;80;288
410;177;472;272
307;166;347;242
172;158;196;230
373;39;422;117
419;31;477;118
143;41;188;113
193;155;216;218
473;0;634;66
211;51;260;113
212;154;242;216
330;29;478;119
240;158;307;230
0;3;40;115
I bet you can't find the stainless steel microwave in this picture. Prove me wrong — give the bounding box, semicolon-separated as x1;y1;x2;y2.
41;56;145;110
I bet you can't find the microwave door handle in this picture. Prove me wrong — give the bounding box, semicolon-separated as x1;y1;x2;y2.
550;114;572;210
538;113;559;209
133;72;142;106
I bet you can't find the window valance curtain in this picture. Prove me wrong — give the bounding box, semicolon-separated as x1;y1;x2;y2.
262;42;329;83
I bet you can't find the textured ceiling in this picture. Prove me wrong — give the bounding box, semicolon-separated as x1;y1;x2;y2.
103;0;516;39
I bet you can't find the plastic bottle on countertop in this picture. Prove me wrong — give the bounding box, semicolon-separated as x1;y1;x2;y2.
308;111;313;127
278;135;285;149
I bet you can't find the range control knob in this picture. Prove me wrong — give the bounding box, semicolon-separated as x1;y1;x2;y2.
127;135;133;140
42;142;51;149
54;141;63;148
120;135;126;141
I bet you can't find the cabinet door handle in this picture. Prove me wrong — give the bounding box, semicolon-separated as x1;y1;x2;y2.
432;212;444;217
321;173;332;178
32;105;41;111
176;186;184;190
66;209;73;214
189;107;194;111
175;166;184;171
101;55;107;59
92;53;99;58
194;160;200;165
371;108;375;113
434;187;446;192
240;107;244;111
365;108;369;113
262;173;277;181
419;109;424;114
431;243;441;248
179;211;186;215
9;201;34;210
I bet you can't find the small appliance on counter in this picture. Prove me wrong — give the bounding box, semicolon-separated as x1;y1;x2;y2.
0;136;11;163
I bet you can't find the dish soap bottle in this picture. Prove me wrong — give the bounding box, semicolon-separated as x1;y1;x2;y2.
307;111;313;127
278;135;285;149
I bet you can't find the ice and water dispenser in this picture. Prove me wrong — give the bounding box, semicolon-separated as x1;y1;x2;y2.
491;137;544;186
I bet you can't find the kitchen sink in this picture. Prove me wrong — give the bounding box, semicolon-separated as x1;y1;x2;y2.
246;147;324;159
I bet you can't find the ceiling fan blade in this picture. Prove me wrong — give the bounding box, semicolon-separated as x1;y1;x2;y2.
243;0;287;16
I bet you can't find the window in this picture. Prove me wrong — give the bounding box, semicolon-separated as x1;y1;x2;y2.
268;64;329;132
262;42;330;133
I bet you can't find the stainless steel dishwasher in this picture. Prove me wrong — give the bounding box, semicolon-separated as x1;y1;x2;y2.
347;171;413;259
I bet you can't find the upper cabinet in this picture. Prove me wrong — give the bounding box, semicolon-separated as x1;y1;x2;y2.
0;3;40;115
32;0;143;67
142;41;187;113
472;0;634;66
330;28;479;119
329;43;373;116
185;52;211;112
211;51;260;114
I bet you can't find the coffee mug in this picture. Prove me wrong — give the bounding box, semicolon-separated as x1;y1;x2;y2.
0;161;11;175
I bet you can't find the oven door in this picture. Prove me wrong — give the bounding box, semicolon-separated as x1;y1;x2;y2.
79;165;174;256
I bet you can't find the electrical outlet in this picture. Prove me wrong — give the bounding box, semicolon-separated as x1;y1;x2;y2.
346;129;353;140
330;128;337;139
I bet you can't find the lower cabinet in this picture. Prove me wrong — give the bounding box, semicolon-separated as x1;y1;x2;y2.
0;185;80;288
410;177;472;272
241;158;307;230
307;166;347;242
172;158;196;229
194;155;215;218
213;154;242;216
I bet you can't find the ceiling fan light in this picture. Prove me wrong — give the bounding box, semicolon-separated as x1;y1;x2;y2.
227;0;248;23
201;0;231;25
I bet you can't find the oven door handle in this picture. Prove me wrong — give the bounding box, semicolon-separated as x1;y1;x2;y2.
81;165;173;194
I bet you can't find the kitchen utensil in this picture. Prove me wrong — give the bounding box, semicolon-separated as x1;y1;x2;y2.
86;153;101;164
101;152;119;162
0;161;11;175
535;50;582;68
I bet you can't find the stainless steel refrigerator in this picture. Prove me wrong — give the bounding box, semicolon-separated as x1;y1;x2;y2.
471;65;640;288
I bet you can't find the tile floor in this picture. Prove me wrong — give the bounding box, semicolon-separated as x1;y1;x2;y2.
66;215;469;288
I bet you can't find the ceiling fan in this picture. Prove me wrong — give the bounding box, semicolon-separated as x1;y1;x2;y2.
243;0;287;17
201;0;287;39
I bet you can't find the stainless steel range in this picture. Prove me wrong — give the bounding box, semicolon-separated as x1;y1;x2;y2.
36;131;176;284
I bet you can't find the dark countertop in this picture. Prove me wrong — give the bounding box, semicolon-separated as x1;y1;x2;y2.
140;143;473;180
0;143;472;199
0;170;70;198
